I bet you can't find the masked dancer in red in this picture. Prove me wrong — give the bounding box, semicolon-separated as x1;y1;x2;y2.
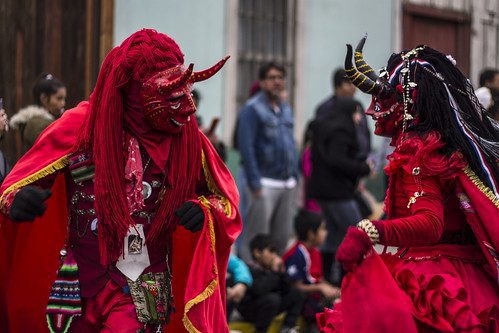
0;29;241;333
317;37;498;332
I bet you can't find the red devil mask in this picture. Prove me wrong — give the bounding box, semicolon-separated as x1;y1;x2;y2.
345;36;423;138
366;95;403;137
141;56;229;134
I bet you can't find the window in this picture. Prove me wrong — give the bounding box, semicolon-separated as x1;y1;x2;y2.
237;0;296;108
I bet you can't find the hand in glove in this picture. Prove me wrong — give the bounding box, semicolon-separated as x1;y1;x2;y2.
175;201;204;232
9;186;52;222
336;226;373;272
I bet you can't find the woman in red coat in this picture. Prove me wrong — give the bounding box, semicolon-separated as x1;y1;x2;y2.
317;37;498;332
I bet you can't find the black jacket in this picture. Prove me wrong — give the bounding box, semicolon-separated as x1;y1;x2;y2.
309;98;370;200
316;95;371;160
241;262;291;304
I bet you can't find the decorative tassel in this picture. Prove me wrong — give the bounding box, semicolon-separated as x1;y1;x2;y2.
46;250;81;333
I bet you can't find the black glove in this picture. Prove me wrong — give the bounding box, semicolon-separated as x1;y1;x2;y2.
175;201;204;232
9;186;52;222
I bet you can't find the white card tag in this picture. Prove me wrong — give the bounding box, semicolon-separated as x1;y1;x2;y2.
116;224;150;281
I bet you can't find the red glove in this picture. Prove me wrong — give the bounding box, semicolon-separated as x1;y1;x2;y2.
336;226;373;272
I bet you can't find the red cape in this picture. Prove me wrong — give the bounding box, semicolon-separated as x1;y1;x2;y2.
0;102;241;333
456;167;499;282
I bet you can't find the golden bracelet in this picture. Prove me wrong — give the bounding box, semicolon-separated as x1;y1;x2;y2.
356;219;380;244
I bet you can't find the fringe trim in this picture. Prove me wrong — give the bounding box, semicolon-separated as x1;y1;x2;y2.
0;155;69;202
182;279;218;333
463;166;499;208
194;196;217;267
182;206;218;333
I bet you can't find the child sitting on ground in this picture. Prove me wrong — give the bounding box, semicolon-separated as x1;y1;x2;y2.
226;253;253;320
283;210;340;330
238;234;305;333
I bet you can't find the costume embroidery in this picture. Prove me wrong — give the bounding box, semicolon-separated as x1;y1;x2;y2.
46;249;81;333
463;166;499;208
127;272;173;325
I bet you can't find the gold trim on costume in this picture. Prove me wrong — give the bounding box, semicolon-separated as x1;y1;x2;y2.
183;151;235;332
201;150;219;195
196;195;218;254
463;166;499;208
182;206;218;333
182;279;218;333
0;155;69;202
201;150;232;217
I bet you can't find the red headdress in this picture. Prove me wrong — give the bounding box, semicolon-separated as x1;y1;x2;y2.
75;29;227;264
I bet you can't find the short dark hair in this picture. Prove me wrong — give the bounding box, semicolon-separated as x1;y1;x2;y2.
249;234;276;256
332;68;350;89
258;62;286;80
294;209;323;241
33;73;65;106
479;68;498;87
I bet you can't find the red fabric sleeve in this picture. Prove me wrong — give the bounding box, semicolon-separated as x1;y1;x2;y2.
377;171;445;247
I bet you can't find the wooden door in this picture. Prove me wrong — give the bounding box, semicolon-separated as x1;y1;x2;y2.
403;3;471;76
0;0;113;163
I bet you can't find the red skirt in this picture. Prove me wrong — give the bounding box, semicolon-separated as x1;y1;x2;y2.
317;245;498;333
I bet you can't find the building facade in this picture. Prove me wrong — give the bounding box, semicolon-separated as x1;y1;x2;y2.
0;0;497;165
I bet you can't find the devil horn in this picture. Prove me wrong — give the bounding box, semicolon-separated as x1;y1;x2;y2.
354;35;379;82
192;56;230;83
344;44;381;96
162;63;194;91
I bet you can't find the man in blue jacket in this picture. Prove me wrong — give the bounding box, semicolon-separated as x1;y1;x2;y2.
237;62;297;261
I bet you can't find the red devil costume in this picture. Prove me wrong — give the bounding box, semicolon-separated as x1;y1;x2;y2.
0;29;241;333
317;37;499;332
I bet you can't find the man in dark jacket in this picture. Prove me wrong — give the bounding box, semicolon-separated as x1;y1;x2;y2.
315;68;371;164
309;98;371;285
